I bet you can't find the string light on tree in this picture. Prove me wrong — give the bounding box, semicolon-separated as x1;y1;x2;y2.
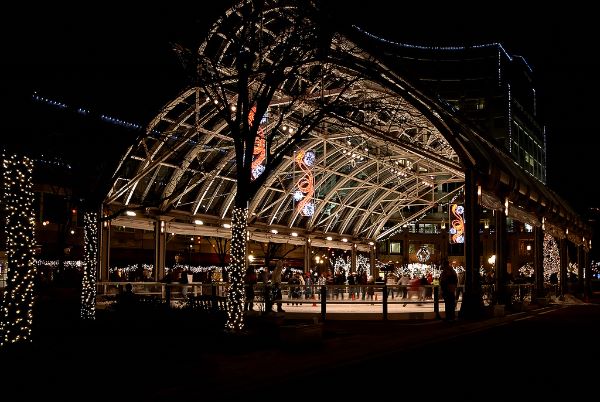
0;153;37;347
225;206;248;331
333;255;350;274
519;262;534;278
543;233;560;282
356;254;371;276
80;212;98;320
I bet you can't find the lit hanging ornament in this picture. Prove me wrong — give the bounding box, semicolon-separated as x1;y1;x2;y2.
294;149;315;216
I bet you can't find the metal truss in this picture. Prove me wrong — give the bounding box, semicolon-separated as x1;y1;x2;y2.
103;0;589;248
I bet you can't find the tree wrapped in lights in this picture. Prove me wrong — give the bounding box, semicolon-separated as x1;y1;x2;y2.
333;255;350;274
80;212;98;320
543;233;560;283
356;254;371;277
519;263;534;278
0;153;37;347
226;207;247;331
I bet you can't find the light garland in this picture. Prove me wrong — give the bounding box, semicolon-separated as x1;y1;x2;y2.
1;153;37;347
354;26;512;55
32;92;143;131
80;212;98;320
225;206;247;331
34;261;228;276
508;83;512;153
36;259;84;269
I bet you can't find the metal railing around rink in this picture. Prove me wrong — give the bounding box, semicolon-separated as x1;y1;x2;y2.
95;281;540;320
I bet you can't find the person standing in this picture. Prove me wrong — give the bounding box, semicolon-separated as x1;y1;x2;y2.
304;272;313;301
243;266;258;312
272;260;285;312
456;268;465;301
439;259;458;321
260;267;272;313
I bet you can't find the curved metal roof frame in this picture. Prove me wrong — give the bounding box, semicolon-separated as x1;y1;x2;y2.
104;0;590;250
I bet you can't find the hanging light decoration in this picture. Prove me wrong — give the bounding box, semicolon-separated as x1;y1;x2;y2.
449;204;465;244
294;149;315;216
249;105;266;180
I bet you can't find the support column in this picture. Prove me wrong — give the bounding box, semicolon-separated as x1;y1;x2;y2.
577;245;584;298
351;244;357;273
304;238;312;273
99;219;111;281
154;219;167;281
460;168;482;319
370;245;376;278
584;248;591;302
403;232;409;266
495;210;508;305
533;225;545;300
559;238;568;297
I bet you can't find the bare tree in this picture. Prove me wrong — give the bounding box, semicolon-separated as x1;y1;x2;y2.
173;0;351;331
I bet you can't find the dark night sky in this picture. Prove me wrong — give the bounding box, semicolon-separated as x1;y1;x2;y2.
1;2;598;215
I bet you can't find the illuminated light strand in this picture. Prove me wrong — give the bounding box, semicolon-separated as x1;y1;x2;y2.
80;212;98;320
507;83;512;153
32;92;144;131
294;149;315;216
33;157;71;169
0;153;37;347
34;260;227;276
225;206;248;332
248;106;266;180
352;26;516;63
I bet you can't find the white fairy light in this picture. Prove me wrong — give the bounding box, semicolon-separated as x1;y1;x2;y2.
1;153;37;347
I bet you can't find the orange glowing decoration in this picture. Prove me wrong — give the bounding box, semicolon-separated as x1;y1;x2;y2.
449;204;465;244
248;105;266;180
294;149;315;216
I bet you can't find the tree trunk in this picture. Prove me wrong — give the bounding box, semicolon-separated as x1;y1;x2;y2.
80;211;98;320
225;205;248;331
0;154;37;347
